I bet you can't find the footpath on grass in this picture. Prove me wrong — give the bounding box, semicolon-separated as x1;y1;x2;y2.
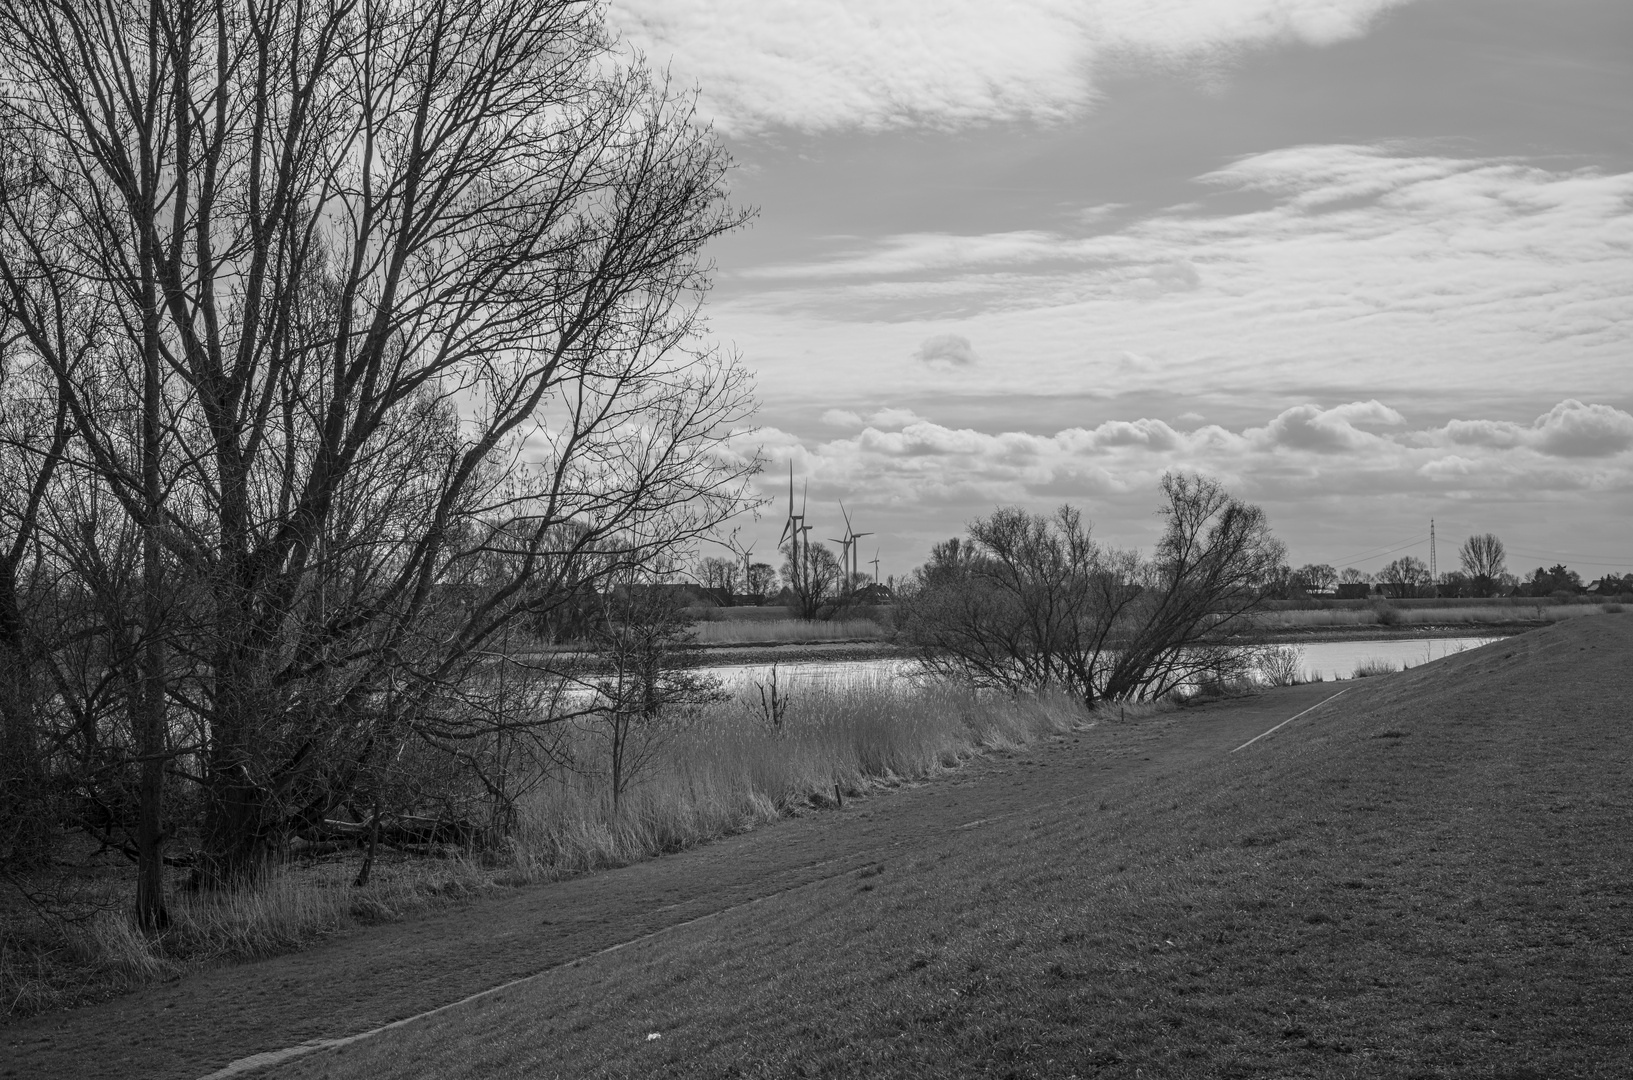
3;681;1354;1080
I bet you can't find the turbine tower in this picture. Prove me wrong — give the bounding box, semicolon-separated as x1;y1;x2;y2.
1429;518;1437;596
834;503;872;594
777;463;808;595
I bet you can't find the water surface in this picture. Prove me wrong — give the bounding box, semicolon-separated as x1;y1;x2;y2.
697;635;1506;692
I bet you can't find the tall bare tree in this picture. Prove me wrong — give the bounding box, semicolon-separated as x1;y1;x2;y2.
1458;533;1507;597
780;539;842;620
1377;556;1430;599
0;0;755;899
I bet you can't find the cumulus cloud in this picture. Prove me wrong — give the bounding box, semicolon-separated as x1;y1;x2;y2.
737;399;1633;578
820;408;863;428
1250;401;1404;453
609;0;1416;133
743;399;1633;518
1437;400;1633;459
868;406;928;428
915;333;981;367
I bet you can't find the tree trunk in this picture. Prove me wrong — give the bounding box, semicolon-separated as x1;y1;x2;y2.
354;792;381;889
198;752;271;890
0;629;49;869
135;240;169;931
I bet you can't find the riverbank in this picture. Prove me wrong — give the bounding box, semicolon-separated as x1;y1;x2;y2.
0;678;1079;1023
10;615;1627;1078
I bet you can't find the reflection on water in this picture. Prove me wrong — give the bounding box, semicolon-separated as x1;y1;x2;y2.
698;636;1506;692
1291;636;1501;682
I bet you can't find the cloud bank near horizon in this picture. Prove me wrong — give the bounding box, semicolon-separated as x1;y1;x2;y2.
732;399;1633;564
610;0;1417;134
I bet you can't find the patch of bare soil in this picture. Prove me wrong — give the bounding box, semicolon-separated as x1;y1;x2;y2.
3;681;1355;1080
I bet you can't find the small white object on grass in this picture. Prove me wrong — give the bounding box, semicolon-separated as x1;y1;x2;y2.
646;1033;662;1042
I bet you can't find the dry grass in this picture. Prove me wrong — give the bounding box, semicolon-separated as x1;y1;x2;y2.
2;855;496;1017
509;674;1079;873
1251;603;1601;630
687;617;888;645
1349;656;1400;678
2;677;1077;1018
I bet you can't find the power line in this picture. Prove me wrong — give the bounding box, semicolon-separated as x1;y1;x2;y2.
1506;551;1630;571
1330;534;1431;567
1504;546;1631;564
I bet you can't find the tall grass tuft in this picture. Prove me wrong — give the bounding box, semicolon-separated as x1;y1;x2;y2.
1351;657;1399;679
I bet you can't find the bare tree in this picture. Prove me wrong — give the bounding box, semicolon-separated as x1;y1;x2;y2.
696;556;739;596
1459;534;1507;597
0;0;755;896
1294;563;1337;595
744;561;777;602
1377;556;1431;599
780;539;843;621
0;317;72;872
905;474;1285;704
584;573;720;814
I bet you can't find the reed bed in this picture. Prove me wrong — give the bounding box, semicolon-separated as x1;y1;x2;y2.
511;674;1077;871
688;617;889;645
3;676;1079;1016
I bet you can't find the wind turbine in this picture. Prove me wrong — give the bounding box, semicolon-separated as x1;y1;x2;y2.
869;548;882;585
838;502;872;593
777;464;805;590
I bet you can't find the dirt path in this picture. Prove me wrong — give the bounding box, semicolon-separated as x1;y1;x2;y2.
2;682;1354;1080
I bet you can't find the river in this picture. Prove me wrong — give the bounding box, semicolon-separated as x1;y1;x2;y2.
695;635;1504;693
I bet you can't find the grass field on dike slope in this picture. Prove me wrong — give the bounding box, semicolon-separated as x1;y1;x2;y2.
245;615;1633;1080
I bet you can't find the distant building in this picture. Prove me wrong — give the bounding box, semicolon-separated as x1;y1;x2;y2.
1335;583;1371;600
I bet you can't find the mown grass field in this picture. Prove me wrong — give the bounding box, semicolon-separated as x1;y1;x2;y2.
265;616;1633;1079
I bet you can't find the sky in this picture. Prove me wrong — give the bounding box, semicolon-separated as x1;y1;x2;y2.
609;0;1633;583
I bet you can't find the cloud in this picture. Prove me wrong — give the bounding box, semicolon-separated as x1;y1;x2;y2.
821;408;863;428
738;399;1633;580
742;399;1633;520
716;147;1633;411
609;0;1416;134
1438;400;1633;459
1250;400;1404;453
867;406;927;429
821;406;927;429
915;333;981;367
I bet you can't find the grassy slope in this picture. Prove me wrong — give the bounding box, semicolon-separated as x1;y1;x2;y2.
277;617;1633;1080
